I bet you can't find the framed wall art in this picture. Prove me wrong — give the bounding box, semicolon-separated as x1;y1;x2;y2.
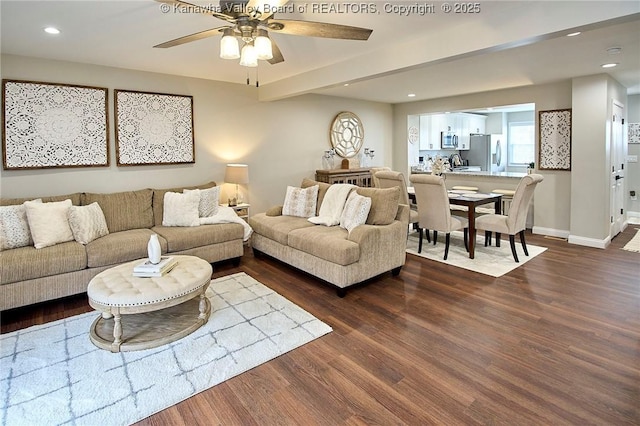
629;123;640;144
538;108;572;171
330;111;364;158
115;89;194;166
2;79;109;170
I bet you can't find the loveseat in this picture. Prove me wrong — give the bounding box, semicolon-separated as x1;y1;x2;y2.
249;178;409;296
0;182;246;311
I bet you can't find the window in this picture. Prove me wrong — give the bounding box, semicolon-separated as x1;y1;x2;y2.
508;121;535;166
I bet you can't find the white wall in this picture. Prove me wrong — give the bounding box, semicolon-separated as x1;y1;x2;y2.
393;82;573;236
0;54;393;214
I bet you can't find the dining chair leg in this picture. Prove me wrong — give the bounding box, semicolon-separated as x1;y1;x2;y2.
509;234;519;262
463;228;469;252
519;230;529;256
484;231;491;246
433;231;438;245
444;233;451;260
495;232;501;247
418;228;423;253
425;229;431;243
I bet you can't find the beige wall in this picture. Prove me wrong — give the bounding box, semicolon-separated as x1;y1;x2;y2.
393;82;573;237
0;54;393;214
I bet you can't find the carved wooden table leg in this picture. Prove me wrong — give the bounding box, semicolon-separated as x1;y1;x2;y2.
112;312;123;351
198;293;207;320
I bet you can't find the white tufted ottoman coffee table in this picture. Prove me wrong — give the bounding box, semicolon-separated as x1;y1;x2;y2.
87;255;212;352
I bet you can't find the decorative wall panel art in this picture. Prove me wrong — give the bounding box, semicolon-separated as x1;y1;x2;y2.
2;80;109;170
115;90;194;166
629;123;640;144
538;109;572;171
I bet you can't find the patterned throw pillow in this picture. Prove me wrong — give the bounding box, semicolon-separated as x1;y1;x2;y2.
282;185;319;218
162;191;201;227
68;202;109;245
340;192;372;233
0;199;42;250
184;186;220;217
24;199;75;249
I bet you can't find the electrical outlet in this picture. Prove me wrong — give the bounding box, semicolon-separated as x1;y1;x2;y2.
627;155;638;163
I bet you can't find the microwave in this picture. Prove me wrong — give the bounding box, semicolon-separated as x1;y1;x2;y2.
441;131;459;149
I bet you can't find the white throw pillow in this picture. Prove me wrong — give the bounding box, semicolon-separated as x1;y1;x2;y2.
184;186;220;217
24;199;74;249
0;199;42;250
282;185;319;218
340;192;372;233
68;202;109;245
162;190;201;227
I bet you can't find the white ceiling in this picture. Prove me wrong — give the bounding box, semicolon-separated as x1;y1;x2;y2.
1;1;639;104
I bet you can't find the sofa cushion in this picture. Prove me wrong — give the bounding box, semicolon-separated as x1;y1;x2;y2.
0;241;87;285
85;229;164;268
340;191;372;233
356;186;400;225
82;189;154;233
282;185;318;218
301;178;331;215
184;186;220;217
288;226;360;266
68;202;109;244
1;193;82;207
162;191;201;227
153;182;217;226
153;223;244;252
248;213;314;246
24;199;75;249
0;200;41;250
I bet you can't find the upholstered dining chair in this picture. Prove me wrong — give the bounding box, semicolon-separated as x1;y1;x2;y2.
375;170;421;234
369;166;391;188
409;174;469;260
475;174;544;262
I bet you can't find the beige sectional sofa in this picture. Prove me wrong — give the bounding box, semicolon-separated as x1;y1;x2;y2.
249;179;409;297
0;182;245;311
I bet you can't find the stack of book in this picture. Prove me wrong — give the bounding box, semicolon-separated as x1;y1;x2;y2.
132;256;178;277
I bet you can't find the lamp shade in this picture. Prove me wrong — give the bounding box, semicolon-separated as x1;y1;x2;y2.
220;28;240;59
239;43;258;67
254;29;273;60
225;164;249;184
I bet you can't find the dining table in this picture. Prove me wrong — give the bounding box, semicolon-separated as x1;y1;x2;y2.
407;187;502;259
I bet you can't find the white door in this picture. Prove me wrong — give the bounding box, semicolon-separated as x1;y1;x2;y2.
610;101;625;238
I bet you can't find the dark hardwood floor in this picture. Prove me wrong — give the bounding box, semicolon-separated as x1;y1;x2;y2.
2;227;639;425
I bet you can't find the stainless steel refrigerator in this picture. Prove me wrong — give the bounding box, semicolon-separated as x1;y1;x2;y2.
463;134;506;172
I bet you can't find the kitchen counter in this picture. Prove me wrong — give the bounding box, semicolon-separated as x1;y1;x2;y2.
444;170;526;178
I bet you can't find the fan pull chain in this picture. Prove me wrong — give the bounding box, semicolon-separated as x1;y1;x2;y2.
246;69;250;86
256;67;259;88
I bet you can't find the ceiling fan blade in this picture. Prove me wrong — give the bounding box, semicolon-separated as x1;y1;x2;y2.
154;26;228;48
268;38;284;64
268;19;372;40
245;0;291;20
155;0;234;21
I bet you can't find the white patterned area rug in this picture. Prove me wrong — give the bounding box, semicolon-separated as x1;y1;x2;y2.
621;229;640;253
407;231;547;277
1;272;332;426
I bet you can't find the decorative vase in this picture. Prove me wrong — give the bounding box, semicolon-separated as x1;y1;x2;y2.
148;234;161;264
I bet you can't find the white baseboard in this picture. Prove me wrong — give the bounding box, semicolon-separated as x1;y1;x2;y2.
532;226;570;239
567;234;610;249
628;211;640;219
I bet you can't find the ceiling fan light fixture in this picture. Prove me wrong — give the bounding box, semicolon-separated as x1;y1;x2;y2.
220;28;240;59
255;29;273;60
239;43;258;67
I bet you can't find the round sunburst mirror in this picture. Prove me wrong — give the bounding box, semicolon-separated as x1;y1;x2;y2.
330;111;364;158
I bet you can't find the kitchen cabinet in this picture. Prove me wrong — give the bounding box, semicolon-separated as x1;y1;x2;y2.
418;113;486;151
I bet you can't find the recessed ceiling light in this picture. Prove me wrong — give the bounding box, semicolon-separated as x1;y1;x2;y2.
407;93;416;97
601;63;618;68
567;31;581;37
343;83;349;87
44;27;60;35
607;46;622;55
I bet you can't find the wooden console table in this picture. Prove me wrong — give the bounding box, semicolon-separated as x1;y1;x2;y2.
315;168;372;187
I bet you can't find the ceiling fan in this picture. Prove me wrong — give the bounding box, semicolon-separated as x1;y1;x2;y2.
153;0;373;67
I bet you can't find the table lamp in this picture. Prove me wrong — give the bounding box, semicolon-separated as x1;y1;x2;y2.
224;163;249;206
